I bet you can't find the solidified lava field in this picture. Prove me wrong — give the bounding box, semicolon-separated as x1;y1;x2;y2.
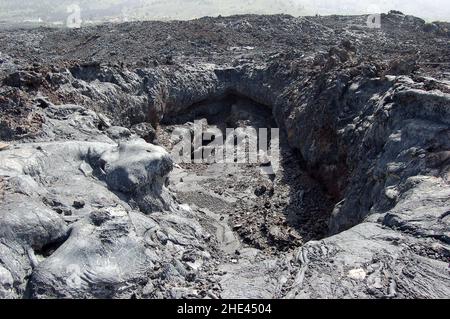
0;12;449;298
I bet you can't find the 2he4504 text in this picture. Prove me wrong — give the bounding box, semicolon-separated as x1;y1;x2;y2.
178;303;272;316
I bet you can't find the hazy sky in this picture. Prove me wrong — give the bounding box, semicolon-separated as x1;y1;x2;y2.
1;0;449;22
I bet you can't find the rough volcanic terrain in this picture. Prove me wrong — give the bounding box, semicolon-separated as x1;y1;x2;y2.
0;12;449;299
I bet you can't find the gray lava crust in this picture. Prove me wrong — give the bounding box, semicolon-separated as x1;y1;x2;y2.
0;12;449;299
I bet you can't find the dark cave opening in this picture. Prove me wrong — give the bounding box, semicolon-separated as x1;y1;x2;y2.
158;92;336;249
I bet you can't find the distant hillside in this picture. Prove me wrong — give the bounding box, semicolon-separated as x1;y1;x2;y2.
0;0;449;24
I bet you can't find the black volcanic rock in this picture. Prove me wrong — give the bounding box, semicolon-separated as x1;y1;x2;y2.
0;13;449;299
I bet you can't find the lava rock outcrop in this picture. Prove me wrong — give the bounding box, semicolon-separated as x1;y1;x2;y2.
0;12;449;298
